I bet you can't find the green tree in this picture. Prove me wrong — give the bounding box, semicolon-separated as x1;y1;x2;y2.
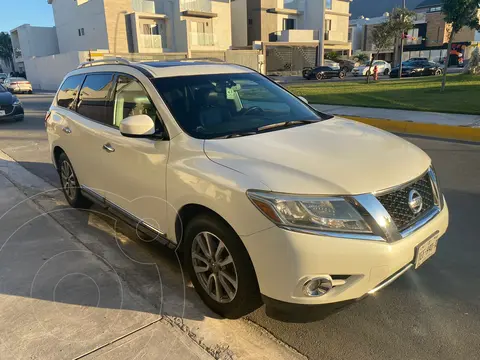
390;8;416;78
355;52;370;63
325;51;340;62
366;21;396;83
441;0;480;91
0;32;14;71
466;46;480;75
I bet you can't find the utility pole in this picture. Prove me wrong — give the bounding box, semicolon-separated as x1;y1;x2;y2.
398;0;406;79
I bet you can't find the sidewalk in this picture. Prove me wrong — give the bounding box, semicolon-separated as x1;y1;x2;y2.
0;158;211;359
0;151;304;360
312;104;480;142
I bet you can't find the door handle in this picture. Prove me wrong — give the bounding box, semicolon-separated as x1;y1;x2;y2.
102;143;115;153
62;127;72;134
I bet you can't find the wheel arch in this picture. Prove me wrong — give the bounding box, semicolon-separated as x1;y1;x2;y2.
53;145;66;170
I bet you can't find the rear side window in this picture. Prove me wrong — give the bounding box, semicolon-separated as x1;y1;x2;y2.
56;75;84;109
77;73;115;125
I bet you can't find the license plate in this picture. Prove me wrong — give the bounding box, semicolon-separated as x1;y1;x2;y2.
414;233;439;269
0;110;5;116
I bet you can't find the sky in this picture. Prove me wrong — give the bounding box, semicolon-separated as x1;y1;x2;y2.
0;0;55;32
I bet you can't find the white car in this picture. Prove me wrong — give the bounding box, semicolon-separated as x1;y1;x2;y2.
352;60;392;76
3;77;33;94
46;59;448;320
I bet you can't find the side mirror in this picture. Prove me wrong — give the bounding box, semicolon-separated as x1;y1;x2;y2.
119;114;155;137
298;96;309;104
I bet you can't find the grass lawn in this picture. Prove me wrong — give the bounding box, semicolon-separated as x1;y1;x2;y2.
286;74;480;115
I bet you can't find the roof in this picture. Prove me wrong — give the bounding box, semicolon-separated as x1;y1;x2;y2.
73;60;253;78
415;0;442;9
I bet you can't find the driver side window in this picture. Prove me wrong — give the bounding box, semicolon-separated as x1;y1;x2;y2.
113;75;162;132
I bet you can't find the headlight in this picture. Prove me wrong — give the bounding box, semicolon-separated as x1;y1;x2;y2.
246;190;372;233
13;98;21;106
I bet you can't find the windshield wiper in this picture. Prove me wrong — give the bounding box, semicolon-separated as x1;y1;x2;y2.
216;131;259;139
257;120;319;132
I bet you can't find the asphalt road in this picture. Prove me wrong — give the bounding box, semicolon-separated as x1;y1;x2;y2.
1;95;479;360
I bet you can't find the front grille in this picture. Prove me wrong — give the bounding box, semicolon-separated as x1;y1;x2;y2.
376;172;435;231
0;104;14;114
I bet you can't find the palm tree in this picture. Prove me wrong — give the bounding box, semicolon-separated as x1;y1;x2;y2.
0;32;14;71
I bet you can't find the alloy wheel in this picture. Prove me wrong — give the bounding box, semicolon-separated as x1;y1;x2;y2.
60;160;76;201
191;231;238;303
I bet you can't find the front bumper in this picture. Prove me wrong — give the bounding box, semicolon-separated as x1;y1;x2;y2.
242;202;449;306
0;105;24;121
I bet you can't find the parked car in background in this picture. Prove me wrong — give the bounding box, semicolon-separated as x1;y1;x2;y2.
390;60;443;78
324;59;340;70
47;59;448;320
303;66;346;80
338;59;359;73
3;77;33;94
0;84;24;121
352;60;391;76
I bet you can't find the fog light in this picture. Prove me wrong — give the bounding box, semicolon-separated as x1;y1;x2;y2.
303;276;333;297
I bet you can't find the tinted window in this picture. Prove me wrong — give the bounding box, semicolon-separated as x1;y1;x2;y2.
113;74;162;132
152;72;323;139
317;66;331;71
77;73;115;125
57;75;85;109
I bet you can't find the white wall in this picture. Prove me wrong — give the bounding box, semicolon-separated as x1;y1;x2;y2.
11;25;59;58
231;0;247;47
210;0;232;50
51;0;109;53
24;51;90;91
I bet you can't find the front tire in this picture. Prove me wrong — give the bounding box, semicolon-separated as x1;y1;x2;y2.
184;214;261;318
57;152;92;209
315;72;324;80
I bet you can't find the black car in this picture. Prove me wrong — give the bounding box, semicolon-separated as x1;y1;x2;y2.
390;60;443;78
303;66;346;80
0;84;24;121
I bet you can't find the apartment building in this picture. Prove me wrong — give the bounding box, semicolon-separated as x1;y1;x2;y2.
411;0;480;64
232;0;351;55
10;24;59;72
47;0;232;55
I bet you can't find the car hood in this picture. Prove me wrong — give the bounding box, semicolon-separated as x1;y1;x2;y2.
204;118;431;195
0;91;13;105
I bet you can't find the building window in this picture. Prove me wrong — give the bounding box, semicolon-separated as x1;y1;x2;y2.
429;6;442;12
78;28;85;36
283;18;296;30
326;0;332;10
325;19;332;31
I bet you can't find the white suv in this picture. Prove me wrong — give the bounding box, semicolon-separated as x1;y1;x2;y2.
46;59;448;320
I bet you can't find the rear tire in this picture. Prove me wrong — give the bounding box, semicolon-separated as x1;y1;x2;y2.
184;214;262;318
57;152;93;209
315;72;324;80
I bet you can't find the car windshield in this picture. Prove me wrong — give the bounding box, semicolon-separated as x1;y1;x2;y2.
152;72;326;139
10;77;26;81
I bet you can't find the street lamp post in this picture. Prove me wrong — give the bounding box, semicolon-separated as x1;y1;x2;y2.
398;0;406;79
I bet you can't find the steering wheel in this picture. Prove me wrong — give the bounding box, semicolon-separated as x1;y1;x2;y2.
243;106;264;116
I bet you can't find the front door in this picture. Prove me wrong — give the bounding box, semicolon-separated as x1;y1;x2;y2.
101;74;169;235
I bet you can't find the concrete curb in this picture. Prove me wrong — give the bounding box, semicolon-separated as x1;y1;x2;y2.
343;116;480;142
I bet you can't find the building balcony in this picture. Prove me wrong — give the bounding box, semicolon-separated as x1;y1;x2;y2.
324;31;347;43
180;0;212;12
190;32;217;47
132;0;156;14
140;34;165;49
180;0;217;18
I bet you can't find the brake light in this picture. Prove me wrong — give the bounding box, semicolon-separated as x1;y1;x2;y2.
10;82;18;86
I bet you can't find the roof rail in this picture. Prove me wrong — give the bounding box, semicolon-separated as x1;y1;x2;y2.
77;58;131;69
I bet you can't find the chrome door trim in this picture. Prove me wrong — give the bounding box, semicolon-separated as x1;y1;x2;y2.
102;143;115;153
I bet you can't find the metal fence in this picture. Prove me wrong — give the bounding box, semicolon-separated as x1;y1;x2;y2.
265;45;318;76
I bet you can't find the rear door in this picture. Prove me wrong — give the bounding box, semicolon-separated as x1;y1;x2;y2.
99;73;169;235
